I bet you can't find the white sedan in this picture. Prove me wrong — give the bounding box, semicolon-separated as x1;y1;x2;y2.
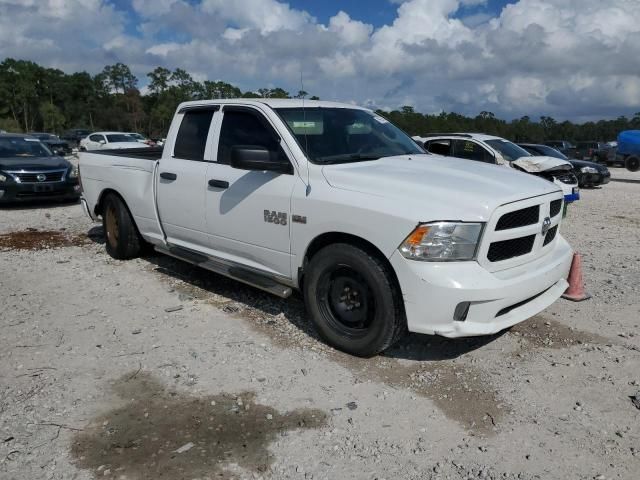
80;132;150;151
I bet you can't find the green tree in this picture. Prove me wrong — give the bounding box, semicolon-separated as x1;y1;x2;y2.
147;67;171;95
39;102;65;132
201;80;241;99
101;63;138;94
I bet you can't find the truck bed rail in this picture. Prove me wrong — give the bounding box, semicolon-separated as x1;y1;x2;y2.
87;146;163;160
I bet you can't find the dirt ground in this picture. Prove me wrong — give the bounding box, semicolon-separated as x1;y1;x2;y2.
1;167;639;480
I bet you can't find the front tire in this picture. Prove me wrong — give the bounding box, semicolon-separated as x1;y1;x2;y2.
303;244;406;357
626;155;640;172
102;193;143;260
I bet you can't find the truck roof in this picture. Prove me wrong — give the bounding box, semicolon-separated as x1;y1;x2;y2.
177;98;369;111
416;133;504;142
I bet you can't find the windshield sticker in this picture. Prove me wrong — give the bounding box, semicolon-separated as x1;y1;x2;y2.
287;113;323;135
292;121;317;128
24;138;39;142
373;116;389;124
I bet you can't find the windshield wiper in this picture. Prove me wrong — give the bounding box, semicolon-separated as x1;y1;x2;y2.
316;153;381;164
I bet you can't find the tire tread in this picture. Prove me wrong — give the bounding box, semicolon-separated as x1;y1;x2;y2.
304;243;406;356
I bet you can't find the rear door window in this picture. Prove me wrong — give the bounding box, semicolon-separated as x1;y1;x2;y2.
174;110;215;161
452;139;494;163
425;139;452;156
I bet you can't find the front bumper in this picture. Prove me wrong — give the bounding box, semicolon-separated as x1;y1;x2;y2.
390;235;573;337
564;189;580;202
578;171;610;187
556;182;580;203
0;180;80;203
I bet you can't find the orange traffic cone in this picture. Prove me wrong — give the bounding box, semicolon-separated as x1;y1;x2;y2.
562;253;591;302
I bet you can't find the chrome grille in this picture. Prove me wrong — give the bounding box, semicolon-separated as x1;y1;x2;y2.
7;170;67;183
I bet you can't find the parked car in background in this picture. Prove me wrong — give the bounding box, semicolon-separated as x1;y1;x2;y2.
80;132;151;151
415;133;580;203
544;141;576;158
0;133;80;203
518;143;610;188
61;128;91;147
28;132;72;156
80;99;573;356
574;141;606;161
125;132;156;146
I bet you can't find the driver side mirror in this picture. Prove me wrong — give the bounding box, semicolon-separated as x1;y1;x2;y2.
230;145;292;174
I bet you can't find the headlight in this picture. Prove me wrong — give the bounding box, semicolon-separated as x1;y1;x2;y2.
0;173;6;182
580;166;598;174
399;222;483;261
68;165;79;178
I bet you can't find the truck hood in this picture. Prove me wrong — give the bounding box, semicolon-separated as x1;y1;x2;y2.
321;154;561;222
0;156;70;171
512;156;572;173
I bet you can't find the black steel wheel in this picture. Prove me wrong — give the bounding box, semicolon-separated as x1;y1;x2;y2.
303;243;406;357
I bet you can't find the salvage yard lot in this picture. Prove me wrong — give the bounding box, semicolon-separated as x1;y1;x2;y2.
1;170;639;480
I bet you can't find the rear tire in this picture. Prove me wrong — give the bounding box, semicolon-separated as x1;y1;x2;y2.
102;193;143;260
303;243;406;357
625;155;640;172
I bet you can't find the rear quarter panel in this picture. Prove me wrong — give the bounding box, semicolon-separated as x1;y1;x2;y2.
79;151;162;241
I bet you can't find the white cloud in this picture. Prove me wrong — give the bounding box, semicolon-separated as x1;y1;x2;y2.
0;0;639;120
328;11;372;46
145;42;182;57
200;0;312;34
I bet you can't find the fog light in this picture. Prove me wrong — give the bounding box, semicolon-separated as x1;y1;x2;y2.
453;302;470;321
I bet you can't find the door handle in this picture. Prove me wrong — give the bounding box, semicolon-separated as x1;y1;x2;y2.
160;172;177;181
208;179;229;189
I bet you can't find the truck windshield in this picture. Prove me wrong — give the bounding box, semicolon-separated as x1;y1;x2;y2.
275;107;424;164
537;145;568;160
485;139;532;162
0;137;53;158
106;134;135;143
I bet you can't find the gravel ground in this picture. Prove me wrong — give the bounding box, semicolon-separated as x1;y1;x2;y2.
1;166;639;480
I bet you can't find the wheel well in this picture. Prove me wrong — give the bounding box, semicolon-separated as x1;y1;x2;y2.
301;232;403;298
94;188;125;217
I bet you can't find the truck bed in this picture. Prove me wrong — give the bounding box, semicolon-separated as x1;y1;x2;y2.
79;149;164;243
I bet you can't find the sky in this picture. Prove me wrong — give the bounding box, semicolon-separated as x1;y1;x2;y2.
1;0;639;121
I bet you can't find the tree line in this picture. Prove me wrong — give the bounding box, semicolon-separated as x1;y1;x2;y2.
1;58;639;142
0;58;317;137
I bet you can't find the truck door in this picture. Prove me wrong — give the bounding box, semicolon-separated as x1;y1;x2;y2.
156;106;218;250
204;105;295;278
452;139;495;163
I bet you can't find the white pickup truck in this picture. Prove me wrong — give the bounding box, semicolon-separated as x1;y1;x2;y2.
80;99;573;357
